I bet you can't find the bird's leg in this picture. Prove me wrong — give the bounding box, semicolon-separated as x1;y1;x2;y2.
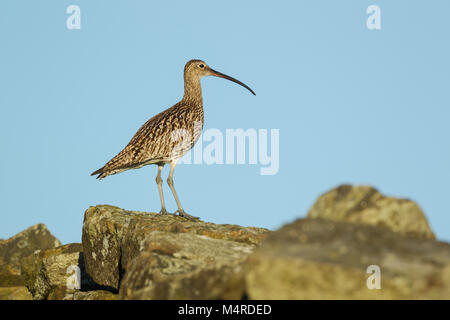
167;162;199;220
156;164;169;215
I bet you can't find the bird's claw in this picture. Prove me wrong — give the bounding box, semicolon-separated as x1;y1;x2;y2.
175;210;199;221
159;208;171;215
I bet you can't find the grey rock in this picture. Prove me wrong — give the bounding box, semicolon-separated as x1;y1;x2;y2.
70;290;117;300
245;218;450;299
82;205;269;290
0;286;32;300
120;231;254;299
21;243;100;300
0;224;61;287
307;185;435;239
0;224;61;267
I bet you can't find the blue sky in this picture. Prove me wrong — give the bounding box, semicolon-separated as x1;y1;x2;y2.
1;1;449;243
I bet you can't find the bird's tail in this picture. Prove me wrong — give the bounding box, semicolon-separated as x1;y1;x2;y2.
91;167;106;179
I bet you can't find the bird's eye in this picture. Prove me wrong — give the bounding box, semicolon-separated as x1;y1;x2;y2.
199;64;205;69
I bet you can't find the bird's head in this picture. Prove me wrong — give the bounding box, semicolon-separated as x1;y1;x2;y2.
184;59;255;95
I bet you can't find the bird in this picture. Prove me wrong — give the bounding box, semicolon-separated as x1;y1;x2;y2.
91;59;255;220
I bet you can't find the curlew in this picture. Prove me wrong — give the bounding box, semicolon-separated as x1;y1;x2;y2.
91;59;255;220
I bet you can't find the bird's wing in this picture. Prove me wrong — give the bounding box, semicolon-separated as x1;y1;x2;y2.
94;102;193;178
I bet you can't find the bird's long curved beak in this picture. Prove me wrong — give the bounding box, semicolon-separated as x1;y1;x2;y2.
209;68;256;96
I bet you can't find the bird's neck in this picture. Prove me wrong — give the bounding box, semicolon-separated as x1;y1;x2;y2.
182;76;203;106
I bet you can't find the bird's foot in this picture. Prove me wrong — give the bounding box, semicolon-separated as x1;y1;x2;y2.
175;210;199;221
159;208;171;215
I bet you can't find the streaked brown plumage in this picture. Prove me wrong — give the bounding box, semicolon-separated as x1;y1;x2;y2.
91;59;255;219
